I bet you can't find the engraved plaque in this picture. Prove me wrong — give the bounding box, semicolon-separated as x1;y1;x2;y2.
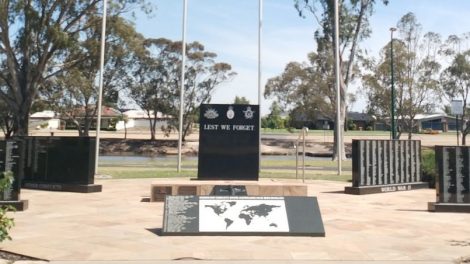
436;146;470;204
348;140;425;195
162;196;325;236
198;104;259;180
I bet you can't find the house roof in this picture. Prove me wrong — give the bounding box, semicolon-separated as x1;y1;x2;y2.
123;110;169;119
398;113;454;121
30;110;56;118
347;112;374;122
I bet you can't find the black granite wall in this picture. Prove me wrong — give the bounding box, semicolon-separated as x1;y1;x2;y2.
435;146;470;204
0;140;24;201
22;137;96;185
198;104;259;180
352;140;422;187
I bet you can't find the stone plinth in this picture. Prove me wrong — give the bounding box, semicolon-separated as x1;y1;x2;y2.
150;180;308;202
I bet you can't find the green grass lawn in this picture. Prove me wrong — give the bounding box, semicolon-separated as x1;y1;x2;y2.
98;165;352;182
261;128;392;136
99;158;351;169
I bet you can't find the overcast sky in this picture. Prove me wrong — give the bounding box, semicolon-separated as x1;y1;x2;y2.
130;0;470;115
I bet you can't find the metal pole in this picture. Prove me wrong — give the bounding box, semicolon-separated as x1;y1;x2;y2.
258;0;263;172
457;114;460;146
334;0;342;175
295;141;298;179
390;27;397;140
177;0;188;172
302;128;306;183
94;0;107;175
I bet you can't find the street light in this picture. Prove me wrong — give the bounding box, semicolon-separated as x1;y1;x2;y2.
390;27;397;140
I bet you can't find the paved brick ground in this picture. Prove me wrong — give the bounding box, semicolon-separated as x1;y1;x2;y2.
2;178;470;263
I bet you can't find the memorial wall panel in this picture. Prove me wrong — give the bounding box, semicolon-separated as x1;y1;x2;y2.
345;139;427;195
198;104;259;181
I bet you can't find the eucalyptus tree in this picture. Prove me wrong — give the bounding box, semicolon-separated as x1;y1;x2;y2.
40;16;145;136
363;12;441;139
233;96;250;104
293;0;388;159
0;99;13;138
440;33;470;144
0;0;152;136
128;38;236;141
265;49;336;128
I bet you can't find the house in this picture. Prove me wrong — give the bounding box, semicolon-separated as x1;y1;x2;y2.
347;112;376;130
122;110;172;130
62;106;122;130
290;111;376;130
30;110;62;130
414;114;458;132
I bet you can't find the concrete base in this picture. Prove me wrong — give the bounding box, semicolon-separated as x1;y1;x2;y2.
0;200;28;211
23;182;102;193
344;182;429;195
151;180;308;202
428;202;470;213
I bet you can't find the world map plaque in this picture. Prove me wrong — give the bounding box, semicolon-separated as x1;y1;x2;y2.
162;196;325;236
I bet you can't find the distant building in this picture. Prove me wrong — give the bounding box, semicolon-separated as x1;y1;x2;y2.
413;114;458;132
30;110;62;130
62;106;122;130
347;112;376;130
122;110;172;130
290;111;375;130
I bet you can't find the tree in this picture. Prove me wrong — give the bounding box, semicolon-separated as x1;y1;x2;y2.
262;101;285;129
440;48;470;144
0;0;152;137
363;13;441;139
265;52;335;129
0;99;14;138
293;0;388;159
233;96;250;104
40;16;145;136
128;38;235;141
169;41;236;141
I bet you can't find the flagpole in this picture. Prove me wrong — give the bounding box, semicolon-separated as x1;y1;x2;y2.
258;0;263;171
334;0;342;175
177;0;188;172
94;0;107;175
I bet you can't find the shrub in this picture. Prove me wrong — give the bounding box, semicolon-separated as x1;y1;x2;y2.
422;149;437;188
0;171;15;242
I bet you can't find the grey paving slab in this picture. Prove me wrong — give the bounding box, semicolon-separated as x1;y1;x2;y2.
2;178;470;262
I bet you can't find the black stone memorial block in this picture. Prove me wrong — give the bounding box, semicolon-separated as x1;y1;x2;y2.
161;195;325;236
345;139;428;195
198;104;259;181
21;136;101;193
211;185;247;196
0;140;28;210
430;146;470;213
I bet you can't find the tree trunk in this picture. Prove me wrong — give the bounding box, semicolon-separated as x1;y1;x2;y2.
124;123;127;139
461;116;467;146
149;117;156;141
332;78;347;161
182;121;192;142
14;107;31;137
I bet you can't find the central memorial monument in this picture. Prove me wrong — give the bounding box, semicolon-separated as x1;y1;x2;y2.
160;104;326;236
198;104;259;180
